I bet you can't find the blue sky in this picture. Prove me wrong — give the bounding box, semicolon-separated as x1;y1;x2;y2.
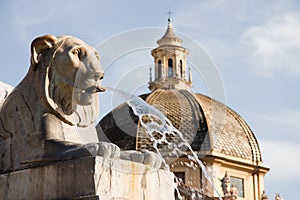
1;0;300;199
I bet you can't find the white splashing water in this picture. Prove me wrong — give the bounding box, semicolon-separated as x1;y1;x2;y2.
106;87;221;200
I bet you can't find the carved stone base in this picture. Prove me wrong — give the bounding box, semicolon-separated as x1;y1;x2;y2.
0;156;175;200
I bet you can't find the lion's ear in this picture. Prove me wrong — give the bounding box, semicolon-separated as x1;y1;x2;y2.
31;35;57;70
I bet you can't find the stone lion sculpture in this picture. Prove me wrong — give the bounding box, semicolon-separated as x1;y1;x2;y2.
0;35;161;173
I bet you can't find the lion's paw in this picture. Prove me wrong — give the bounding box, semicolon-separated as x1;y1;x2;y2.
97;142;120;159
83;142;120;159
120;150;163;168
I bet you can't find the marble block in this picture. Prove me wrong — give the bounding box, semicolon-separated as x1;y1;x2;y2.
0;156;175;200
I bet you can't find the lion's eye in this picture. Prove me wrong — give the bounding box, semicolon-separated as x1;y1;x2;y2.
72;48;84;60
72;48;81;55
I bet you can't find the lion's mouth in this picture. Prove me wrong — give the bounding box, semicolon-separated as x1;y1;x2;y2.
85;86;106;93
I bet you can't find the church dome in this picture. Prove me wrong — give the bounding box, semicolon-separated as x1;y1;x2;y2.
193;93;262;162
97;18;262;163
97;18;270;200
97;89;262;162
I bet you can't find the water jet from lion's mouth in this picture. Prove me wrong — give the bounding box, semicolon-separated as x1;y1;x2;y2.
103;87;222;200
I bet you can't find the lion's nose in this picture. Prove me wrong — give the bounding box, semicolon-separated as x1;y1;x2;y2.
99;72;104;80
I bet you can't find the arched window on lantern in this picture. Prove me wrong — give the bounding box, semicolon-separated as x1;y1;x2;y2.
158;60;162;79
168;58;173;77
179;60;183;78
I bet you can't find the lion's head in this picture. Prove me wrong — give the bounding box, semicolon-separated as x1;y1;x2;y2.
31;35;105;126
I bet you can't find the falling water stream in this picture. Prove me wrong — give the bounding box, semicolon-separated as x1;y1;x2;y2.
105;87;222;200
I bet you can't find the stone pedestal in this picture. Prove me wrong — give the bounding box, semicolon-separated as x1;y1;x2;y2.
0;156;175;200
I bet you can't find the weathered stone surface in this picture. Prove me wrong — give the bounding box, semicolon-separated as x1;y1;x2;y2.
0;156;175;200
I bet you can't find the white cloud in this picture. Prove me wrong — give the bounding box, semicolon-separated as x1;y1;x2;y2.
243;12;300;74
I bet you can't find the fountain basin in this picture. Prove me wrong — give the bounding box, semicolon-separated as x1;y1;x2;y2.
0;156;175;200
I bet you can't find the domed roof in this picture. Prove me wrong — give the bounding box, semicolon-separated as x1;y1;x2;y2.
193;93;262;162
97;89;262;162
157;18;183;47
